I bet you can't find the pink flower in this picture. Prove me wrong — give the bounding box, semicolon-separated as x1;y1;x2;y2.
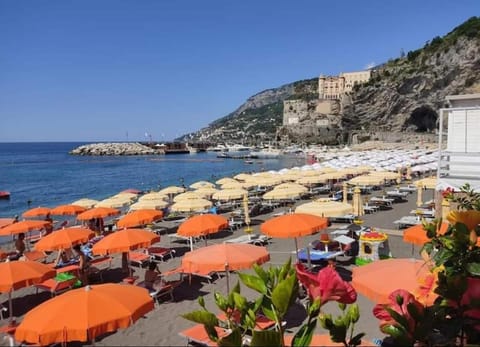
295;263;357;305
373;289;424;336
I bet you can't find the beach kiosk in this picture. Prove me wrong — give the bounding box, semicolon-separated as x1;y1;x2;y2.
357;231;388;264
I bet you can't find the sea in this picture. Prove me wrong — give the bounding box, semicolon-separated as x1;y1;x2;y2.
0;142;306;219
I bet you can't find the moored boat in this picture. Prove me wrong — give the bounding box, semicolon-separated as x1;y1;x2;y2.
0;191;10;200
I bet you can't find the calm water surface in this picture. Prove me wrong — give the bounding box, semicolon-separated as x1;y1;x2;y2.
0;142;306;218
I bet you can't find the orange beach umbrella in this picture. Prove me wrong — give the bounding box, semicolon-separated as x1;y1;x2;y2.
0;218;15;229
402;222;449;246
177;214;229;250
14;283;154;346
351;258;436;305
50;204;87;216
261;213;328;256
0;220;51;236
116;209;163;229
181;243;270;292
91;229;159;255
34;227;95;252
76;207;120;221
0;261;56;322
22;207;51;218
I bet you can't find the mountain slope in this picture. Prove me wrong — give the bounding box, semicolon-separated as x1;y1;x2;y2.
178;17;480;144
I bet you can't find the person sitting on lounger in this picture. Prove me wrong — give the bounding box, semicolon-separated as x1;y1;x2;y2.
73;244;89;285
8;233;26;261
144;261;165;291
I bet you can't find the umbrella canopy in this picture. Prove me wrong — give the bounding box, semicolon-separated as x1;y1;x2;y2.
77;207;120;221
173;191;204;202
220;181;247;190
116;209;163;229
215;177;238;185
170;198;212;213
129;200;168;211
0;261;56;292
348;175;385;186
182;243;269;273
261;213;328;238
0;218;15;229
295;201;354;218
177;214;228;237
34;228;95;251
351;258;435;304
403;222;449;246
50;204;87;216
263;188;303;200
0;220;51;236
415;176;437;190
137;192;168;201
14;283;154;346
194;187;219;198
91;229;160;255
0;261;56;322
233;173;252;181
274;183;308;192
95;196;133;209
159;186;185;195
212;189;248;201
189;181;215;189
22;207;51;218
71;198;100;209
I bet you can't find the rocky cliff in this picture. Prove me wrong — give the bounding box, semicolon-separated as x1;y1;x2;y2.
178;17;480;145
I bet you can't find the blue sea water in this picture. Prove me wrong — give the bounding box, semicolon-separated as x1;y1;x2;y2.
0;142;306;218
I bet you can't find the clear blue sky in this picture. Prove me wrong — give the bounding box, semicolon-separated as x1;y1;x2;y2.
0;1;478;142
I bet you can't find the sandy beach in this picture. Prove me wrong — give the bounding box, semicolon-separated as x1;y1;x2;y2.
0;186;434;347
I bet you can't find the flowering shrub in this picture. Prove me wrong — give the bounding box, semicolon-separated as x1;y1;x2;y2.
377;183;480;346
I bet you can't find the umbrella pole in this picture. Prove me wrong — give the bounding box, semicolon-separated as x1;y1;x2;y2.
306;246;311;268
225;263;230;294
294;238;299;258
190;237;193;251
8;291;13;324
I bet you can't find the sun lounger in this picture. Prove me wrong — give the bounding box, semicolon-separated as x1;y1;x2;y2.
223;234;270;246
88;255;113;282
34;275;78;297
146;247;176;261
297;249;344;262
22;250;47;263
128;251;153;267
179;324;230;347
136;280;182;303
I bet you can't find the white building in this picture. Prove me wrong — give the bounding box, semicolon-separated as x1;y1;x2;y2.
437;94;480;191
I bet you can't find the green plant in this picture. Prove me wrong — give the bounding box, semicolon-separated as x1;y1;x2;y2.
377;184;480;346
182;259;365;346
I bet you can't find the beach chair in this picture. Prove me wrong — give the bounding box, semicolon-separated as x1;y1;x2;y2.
87;255;112;282
34;276;78;297
128;251;153;267
22;250;47;263
146;246;176;262
179;324;230;347
136;280;181;303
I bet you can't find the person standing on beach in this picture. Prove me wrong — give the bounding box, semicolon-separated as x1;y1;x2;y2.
73;244;89;285
44;213;53;234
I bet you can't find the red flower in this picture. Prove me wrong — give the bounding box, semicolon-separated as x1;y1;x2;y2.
373;289;424;337
295;263;357;305
461;277;480;331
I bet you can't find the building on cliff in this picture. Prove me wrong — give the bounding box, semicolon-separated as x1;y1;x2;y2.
318;70;372;100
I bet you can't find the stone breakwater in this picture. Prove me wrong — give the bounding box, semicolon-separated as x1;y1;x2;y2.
69;142;162;156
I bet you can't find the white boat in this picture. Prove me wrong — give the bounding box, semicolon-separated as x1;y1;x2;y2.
249;148;282;159
206;144;227;152
226;144;251;152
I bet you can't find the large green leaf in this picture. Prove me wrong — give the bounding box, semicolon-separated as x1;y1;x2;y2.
214;291;229;312
250;329;282;347
218;327;243;347
291;319;316;347
271;274;297;318
349;332;366;346
182;311;219;326
253;263;269;283
260;297;277;322
232;292;248;311
385;307;410;331
467;262;480;276
238;272;268;294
